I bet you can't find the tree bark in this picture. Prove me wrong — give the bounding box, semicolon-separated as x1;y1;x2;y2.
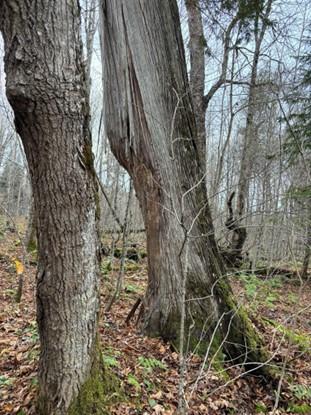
185;0;206;169
0;1;109;414
230;0;273;260
301;206;311;279
101;0;268;368
25;198;37;252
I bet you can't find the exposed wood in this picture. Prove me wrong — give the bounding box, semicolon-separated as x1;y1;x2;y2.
101;0;270;367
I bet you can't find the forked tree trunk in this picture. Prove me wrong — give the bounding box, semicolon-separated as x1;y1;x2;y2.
1;2;109;414
101;0;268;368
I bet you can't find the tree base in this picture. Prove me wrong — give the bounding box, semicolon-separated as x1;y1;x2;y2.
142;277;274;379
68;359;120;415
38;344;123;415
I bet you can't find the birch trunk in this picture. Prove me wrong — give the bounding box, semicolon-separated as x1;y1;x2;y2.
101;0;268;367
0;1;109;414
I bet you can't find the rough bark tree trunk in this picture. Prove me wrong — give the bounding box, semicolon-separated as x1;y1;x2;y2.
101;0;268;368
185;0;206;169
0;1;110;414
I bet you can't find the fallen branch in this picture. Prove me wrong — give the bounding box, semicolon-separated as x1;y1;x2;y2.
125;297;142;325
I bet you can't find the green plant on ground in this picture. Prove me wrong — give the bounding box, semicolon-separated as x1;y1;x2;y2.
24;320;39;342
287;403;311;414
124;283;140;294
102;355;119;368
124;262;140;272
265;275;283;289
238;274;260;301
0;375;14;386
30;377;38;387
289;384;311;400
127;374;141;391
287;293;298;304
263;318;311;353
101;260;112;276
265;292;279;308
27;347;40;362
143;379;155;392
237;273;283;309
255;402;267;413
137;356;167;372
4;288;16;298
148;398;158;409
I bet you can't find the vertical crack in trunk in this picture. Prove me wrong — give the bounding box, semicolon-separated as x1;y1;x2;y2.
101;0;272;375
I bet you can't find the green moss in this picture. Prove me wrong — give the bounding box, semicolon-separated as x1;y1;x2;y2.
206;333;230;379
140;250;147;259
146;275;273;378
160;306;228;374
217;278;266;350
83;143;95;171
213;277;277;379
262;318;310;354
27;237;37;253
101;260;112;275
124;262;140;272
68;345;124;415
255;402;268;413
38;341;124;415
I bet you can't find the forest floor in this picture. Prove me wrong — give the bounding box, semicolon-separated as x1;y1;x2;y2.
0;230;310;415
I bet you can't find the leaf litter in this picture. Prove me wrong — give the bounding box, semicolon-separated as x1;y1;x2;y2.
0;233;310;414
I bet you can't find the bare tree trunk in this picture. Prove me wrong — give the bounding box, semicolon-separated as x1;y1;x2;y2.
228;0;273;261
212;57;236;198
83;0;97;94
0;2;109;414
101;0;268;367
185;0;206;168
301;206;311;279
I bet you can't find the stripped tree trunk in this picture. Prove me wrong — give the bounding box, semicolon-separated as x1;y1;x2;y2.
0;1;109;414
101;0;268;367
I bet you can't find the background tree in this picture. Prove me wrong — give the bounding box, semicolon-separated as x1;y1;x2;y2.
284;24;311;278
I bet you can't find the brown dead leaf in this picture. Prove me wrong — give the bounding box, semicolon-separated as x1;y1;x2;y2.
3;403;14;412
153;404;164;414
151;390;163;400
